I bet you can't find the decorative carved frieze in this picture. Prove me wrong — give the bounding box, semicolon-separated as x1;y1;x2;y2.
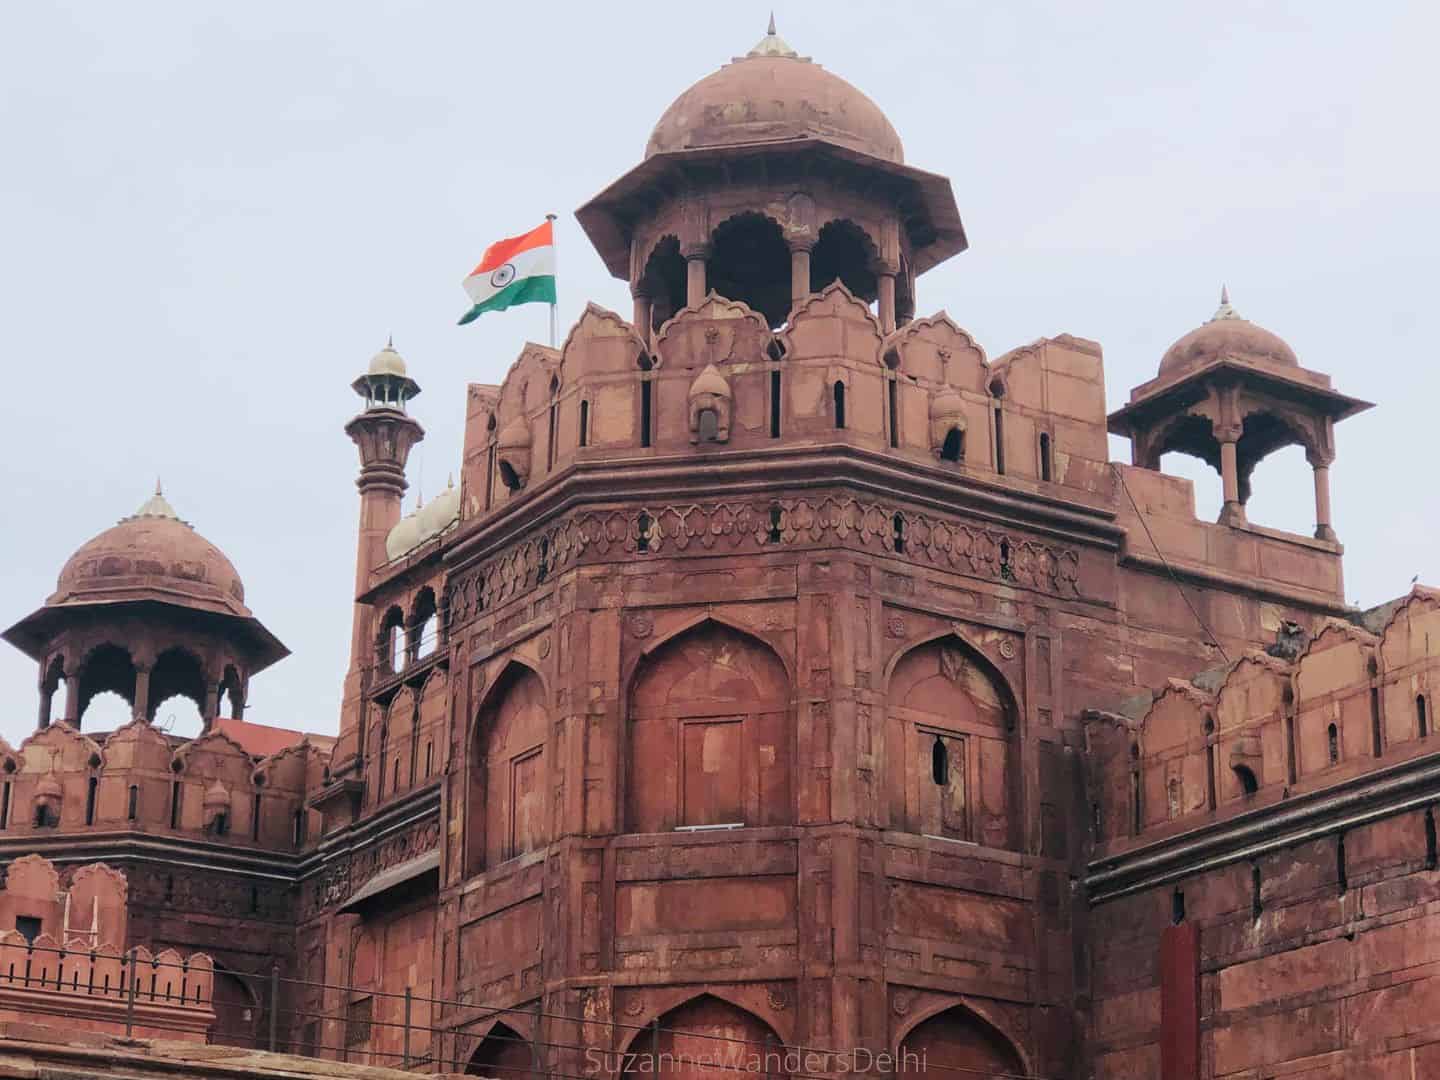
301;814;440;918
447;498;1081;628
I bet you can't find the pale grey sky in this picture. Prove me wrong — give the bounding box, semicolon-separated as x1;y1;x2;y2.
2;2;1436;746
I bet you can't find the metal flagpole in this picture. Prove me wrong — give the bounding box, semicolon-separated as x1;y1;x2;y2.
546;212;558;347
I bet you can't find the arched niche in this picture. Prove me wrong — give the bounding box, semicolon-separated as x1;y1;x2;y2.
465;662;549;876
897;1003;1027;1078
209;964;261;1047
623;994;786;1080
466;1020;536;1079
410;587;439;661
627;620;791;832
707;212;791;328
886;634;1018;849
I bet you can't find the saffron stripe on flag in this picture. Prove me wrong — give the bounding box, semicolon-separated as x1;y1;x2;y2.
471;221;554;275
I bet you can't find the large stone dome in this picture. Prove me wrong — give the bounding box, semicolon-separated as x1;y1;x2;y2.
1159;289;1298;379
645;23;904;165
52;487;250;617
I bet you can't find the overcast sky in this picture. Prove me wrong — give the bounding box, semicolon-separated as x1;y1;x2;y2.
2;2;1436;747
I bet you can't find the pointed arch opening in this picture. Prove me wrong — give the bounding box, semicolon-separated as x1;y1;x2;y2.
886;634;1019;849
627;620;792;832
708;213;790;328
465;662;549;877
624;995;786;1080
466;1021;535;1079
76;644;136;729
411;587;439;661
640;235;686;333
897;1003;1026;1079
810;220;878;303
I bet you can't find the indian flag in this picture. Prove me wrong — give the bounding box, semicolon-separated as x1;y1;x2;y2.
458;220;557;325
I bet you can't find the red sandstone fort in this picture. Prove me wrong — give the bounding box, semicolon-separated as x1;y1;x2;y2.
1;21;1433;1080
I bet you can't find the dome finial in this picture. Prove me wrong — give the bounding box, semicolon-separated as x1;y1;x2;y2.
386;334;394;350
747;14;799;57
155;476;163;497
1209;285;1240;323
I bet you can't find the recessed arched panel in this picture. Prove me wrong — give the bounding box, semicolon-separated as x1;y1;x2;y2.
628;621;791;832
466;663;549;876
898;1004;1026;1078
624;995;786;1080
887;635;1016;848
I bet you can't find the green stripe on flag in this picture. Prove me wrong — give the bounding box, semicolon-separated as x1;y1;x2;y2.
457;275;557;325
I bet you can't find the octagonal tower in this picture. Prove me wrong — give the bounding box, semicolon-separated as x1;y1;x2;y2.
303;24;1373;1080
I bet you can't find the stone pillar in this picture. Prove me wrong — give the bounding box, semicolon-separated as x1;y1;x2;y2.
1310;450;1336;541
631;287;652;351
202;678;219;732
132;664;152;724
37;688;52;731
1217;424;1246;526
682;243;709;308
875;259;899;335
788;238;813;311
62;665;80;727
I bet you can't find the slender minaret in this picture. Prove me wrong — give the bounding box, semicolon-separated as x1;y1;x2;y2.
333;341;424;785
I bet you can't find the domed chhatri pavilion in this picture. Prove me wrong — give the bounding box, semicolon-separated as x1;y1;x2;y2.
4;21;1439;1080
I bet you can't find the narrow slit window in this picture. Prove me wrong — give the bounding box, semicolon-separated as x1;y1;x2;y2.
892;513;906;554
833;381;846;429
0;782;10;830
1328;723;1340;765
293;810;305;848
888;378;899;448
425;741;433;779
1337;832;1348;894
1426;807;1437;871
484;445;495;510
770;369;781;438
1039;432;1052;481
1251;865;1263;920
640;380;652;448
170;781;182;828
127;785;138;822
1419;694;1428;738
251;793;262;840
636;512;652;554
931;736;948;786
1171;888;1186;925
1370;686;1383;756
994;407;1006;474
85;777;97;826
578;399;589;447
768;505;782;544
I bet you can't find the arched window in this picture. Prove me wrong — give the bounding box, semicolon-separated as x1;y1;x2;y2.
888;637;1015;847
1327;723;1340;765
578;399;589;447
411;589;438;661
697;407;720;442
1039;431;1053;481
898;1004;1026;1079
940;426;964;462
833;381;846;429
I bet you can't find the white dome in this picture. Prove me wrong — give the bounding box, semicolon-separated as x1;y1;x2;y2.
385;512;423;561
368;342;408;377
416;482;460;538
